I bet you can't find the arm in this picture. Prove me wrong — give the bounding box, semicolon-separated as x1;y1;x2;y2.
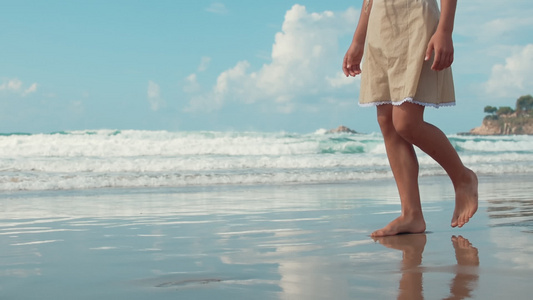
343;0;372;77
425;0;457;71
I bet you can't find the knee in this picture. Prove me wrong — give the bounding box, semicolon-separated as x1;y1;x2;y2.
392;117;419;141
377;113;394;135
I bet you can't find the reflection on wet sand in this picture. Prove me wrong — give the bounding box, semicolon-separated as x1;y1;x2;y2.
446;236;479;300
374;234;479;300
487;198;533;229
483;175;533;230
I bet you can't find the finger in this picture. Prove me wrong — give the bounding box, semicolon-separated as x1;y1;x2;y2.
444;55;452;69
432;50;442;71
342;57;350;76
349;66;356;77
343;66;354;77
441;53;453;70
344;60;357;77
343;57;357;77
346;65;355;77
342;65;349;76
353;64;362;75
425;43;433;61
447;53;454;68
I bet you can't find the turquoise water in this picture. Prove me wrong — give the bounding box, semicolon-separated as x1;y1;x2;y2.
1;130;532;191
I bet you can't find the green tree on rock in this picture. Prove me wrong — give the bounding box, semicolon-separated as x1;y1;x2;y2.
483;95;532;120
484;106;497;114
516;94;533;115
496;106;514;116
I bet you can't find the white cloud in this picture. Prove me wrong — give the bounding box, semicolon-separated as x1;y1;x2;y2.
147;80;160;99
183;73;200;94
326;72;359;88
485;44;533;98
198;56;211;72
478;18;533;43
186;5;359;112
206;3;228;15
186;61;251;112
183;57;212;97
0;78;38;96
22;83;38;96
214;60;251;101
147;80;165;111
455;0;533;44
450;0;533;105
1;79;22;91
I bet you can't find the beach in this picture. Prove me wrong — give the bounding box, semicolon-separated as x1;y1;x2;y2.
1;174;532;299
3;0;531;297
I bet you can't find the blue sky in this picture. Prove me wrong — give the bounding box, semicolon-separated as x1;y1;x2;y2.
1;0;532;134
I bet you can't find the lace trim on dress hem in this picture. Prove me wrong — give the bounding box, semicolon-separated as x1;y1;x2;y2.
358;97;456;109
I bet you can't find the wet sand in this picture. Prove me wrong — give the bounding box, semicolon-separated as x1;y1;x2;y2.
1;174;532;299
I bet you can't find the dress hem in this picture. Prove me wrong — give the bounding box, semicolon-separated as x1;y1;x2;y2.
358;97;455;109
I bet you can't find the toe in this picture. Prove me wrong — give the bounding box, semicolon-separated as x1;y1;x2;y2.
451;216;459;227
371;230;385;237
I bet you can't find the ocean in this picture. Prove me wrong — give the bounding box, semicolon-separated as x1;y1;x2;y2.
2;130;533;300
1;129;532;192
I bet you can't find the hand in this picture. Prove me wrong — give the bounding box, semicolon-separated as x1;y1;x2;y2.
343;42;365;77
425;30;454;71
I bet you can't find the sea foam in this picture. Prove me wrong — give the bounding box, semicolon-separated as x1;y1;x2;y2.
1;130;531;191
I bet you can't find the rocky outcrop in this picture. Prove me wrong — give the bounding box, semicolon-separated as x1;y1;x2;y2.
469;114;533;135
327;125;358;134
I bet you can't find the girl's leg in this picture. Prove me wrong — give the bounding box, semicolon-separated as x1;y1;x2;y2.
391;102;478;228
372;105;426;237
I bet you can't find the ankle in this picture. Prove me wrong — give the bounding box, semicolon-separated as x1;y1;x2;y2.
401;209;424;219
450;167;471;188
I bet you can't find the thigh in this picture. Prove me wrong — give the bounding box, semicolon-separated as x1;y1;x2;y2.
376;104;393;128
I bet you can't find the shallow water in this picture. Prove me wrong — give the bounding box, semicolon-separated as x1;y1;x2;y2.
1;175;532;299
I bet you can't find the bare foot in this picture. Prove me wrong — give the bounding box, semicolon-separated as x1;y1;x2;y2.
371;214;426;237
451;168;478;228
